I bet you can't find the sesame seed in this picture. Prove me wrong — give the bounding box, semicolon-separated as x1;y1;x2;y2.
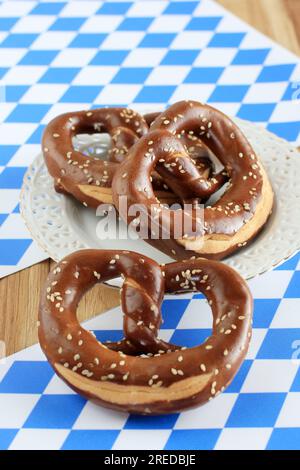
67;334;72;341
171;368;178;375
200;364;206;372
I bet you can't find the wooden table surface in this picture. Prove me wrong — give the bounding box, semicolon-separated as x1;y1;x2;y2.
1;0;300;356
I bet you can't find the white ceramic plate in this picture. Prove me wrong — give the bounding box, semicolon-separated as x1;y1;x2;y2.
21;118;300;284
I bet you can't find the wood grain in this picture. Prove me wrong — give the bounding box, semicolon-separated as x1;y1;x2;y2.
1;0;299;356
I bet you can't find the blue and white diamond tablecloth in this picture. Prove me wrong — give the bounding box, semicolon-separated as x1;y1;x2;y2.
1;0;300;451
0;0;300;277
1;252;300;450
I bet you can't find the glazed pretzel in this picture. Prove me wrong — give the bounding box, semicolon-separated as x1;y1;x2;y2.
42;107;151;208
112;100;274;260
39;249;253;414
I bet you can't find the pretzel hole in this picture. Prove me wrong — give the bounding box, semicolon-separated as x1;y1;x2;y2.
161;294;213;349
73;133;111;161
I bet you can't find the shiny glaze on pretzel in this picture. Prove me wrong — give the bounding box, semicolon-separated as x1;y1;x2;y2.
38;249;252;414
42;107;150;208
113;100;274;260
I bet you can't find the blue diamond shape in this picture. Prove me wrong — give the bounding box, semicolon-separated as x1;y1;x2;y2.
19;50;59;66
257;64;296;82
0;145;18;165
267;122;300;142
267;428;300;450
1;34;38;48
0;68;8;79
186;16;222;31
0;18;19;31
39;67;80;84
90;50;128;65
161;299;190;329
161;50;199;65
6;104;50;123
209;85;249;103
226;393;286;427
69;34;106;48
0;167;27;188
170;329;212;348
50;18;86;31
27;125;46;144
284;272;300;298
237;103;276;122
165;429;221;450
0;239;32;265
164;2;198;14
185;67;224;83
62;430;120;450
125;413;179;429
257;329;300;359
232;49;270;65
97;2;132;15
30;2;65;15
60;86;102;103
112;67;151;84
24;395;86;429
275;252;300;270
5;86;29;102
139;33;176;48
0;361;54;394
0;429;18;450
208;33;246;48
134;85;176;103
118;17;153;31
253;299;281;328
0;214;8;226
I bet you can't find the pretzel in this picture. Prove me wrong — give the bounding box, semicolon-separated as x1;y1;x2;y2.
112;100;274;260
38;249;253;414
42;107;179;207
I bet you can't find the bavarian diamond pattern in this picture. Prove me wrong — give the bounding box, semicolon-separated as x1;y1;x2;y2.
0;251;300;450
0;0;299;278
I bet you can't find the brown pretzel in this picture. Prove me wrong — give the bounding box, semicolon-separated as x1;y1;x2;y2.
42;107;152;208
112;100;274;260
38;249;252;414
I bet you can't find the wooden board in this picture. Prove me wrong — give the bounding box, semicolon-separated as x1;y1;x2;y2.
1;0;299;356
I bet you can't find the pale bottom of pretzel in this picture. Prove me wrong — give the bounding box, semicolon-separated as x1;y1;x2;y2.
78;185;179;206
55;363;212;413
178;162;274;256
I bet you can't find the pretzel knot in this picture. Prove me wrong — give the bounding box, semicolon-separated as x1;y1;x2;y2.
113;100;274;260
39;249;253;415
